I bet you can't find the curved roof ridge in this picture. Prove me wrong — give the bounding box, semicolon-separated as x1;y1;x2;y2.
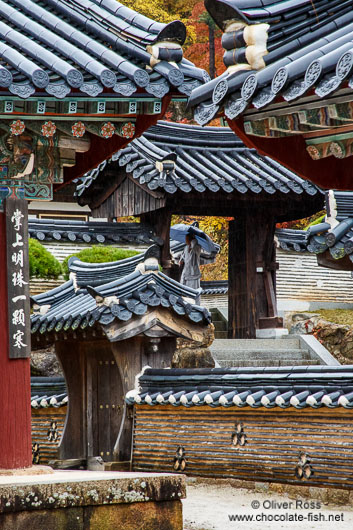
0;0;206;99
189;0;353;123
76;119;322;200
68;252;145;273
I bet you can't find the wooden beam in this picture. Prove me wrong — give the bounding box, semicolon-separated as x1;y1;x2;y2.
103;308;207;343
58;96;172;188
317;251;353;271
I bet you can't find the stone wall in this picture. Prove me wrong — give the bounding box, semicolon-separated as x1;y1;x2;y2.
172;324;215;368
287;312;353;364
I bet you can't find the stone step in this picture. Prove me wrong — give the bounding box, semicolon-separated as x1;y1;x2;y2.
211;338;301;350
211;349;311;360
214;331;228;339
212;321;227;331
216;359;322;367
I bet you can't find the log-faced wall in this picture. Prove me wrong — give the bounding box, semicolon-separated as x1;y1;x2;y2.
132;405;353;489
31;407;66;464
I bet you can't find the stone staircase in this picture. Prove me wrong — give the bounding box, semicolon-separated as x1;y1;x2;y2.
210;336;339;367
210;308;228;339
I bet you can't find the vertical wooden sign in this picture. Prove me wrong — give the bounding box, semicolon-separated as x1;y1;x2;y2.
5;197;30;359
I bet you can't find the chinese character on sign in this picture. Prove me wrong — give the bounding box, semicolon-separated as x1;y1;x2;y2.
11;209;24;231
12;233;23;247
13;329;27;349
12;250;24;267
12;270;28;288
12;309;25;327
12;295;27;303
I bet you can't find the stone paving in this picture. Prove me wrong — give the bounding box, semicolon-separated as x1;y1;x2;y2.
183;480;353;530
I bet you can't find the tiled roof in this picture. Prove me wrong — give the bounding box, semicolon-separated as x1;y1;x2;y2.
188;0;353;123
31;251;211;336
275;228;309;252
0;0;207;99
28;219;220;265
126;366;353;409
31;376;67;408
29;219;162;246
75;120;320;200
277;190;353;263
201;280;228;295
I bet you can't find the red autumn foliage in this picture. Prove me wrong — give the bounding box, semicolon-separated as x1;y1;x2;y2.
184;2;225;77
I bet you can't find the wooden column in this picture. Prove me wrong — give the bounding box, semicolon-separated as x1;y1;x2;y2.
228;210;281;339
55;341;87;461
111;336;176;461
0;212;32;469
140;208;172;271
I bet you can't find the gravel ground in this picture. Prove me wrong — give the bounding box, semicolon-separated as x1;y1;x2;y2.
183;482;353;530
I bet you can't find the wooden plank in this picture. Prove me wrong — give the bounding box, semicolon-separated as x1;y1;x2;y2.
55;341;86;460
86;351;94;458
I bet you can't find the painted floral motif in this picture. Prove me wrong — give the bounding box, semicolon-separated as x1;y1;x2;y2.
100;122;115;139
10;120;25;136
41;121;56;137
121;122;135;139
71;121;86;138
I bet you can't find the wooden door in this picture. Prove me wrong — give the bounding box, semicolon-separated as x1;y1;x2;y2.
87;348;123;461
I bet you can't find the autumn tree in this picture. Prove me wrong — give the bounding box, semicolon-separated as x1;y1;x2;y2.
120;0;199;44
184;2;225;78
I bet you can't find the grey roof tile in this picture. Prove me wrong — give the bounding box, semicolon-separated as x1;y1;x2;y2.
31;376;67;408
76;120;322;201
276;190;353;264
126;365;353;409
31;247;211;336
189;1;353;122
0;0;206;98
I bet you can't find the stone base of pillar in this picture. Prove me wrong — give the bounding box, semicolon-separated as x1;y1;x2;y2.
256;328;289;339
0;466;53;476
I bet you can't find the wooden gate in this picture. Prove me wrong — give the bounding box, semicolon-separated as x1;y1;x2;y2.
87;350;124;462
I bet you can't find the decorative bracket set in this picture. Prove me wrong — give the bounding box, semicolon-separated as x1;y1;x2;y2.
0;118;135;204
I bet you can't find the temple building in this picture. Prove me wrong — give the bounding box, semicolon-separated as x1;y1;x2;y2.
74;120;323;338
188;0;353;190
278;189;353;271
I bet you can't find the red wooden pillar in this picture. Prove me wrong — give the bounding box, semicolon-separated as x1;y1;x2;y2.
0;212;32;469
